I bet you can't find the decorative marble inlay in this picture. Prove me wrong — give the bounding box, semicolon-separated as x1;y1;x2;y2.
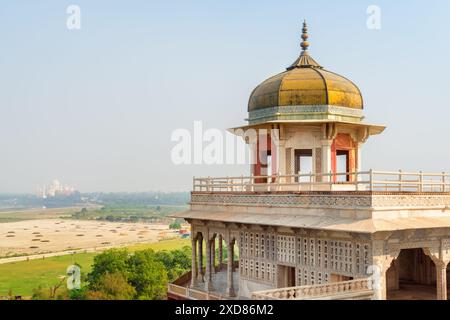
192;193;372;208
372;194;450;207
388;240;439;253
248;105;363;124
191;192;450;209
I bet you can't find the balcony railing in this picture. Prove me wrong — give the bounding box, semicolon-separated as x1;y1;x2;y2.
251;278;373;300
167;283;224;300
193;170;450;193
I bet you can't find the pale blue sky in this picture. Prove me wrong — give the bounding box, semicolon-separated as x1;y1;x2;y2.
0;1;449;193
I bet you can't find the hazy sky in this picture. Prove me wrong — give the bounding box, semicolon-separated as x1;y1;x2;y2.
1;1;449;193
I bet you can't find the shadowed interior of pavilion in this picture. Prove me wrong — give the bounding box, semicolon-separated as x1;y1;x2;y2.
386;248;444;300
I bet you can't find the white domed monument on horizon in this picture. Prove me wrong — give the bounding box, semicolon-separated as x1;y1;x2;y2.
38;179;76;199
168;21;450;301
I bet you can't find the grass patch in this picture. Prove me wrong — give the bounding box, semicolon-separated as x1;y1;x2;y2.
126;238;190;252
0;238;190;297
0;207;90;223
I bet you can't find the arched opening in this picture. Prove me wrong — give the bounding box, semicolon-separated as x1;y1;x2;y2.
331;133;356;182
225;236;239;297
212;233;226;273
386;248;437;300
210;233;239;275
190;233;239;298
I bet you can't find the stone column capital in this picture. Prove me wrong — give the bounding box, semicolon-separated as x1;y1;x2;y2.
422;246;450;267
373;252;399;272
320;139;333;146
371;241;400;300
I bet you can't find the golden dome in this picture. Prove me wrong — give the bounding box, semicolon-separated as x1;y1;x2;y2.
248;68;363;111
248;22;363;112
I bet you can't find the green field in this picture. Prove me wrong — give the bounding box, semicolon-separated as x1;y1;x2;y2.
0;238;190;297
0;204;187;224
0;207;92;223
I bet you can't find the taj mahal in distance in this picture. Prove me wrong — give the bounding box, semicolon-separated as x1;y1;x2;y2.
168;21;450;301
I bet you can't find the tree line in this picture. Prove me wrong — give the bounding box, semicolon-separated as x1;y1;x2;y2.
32;246;191;300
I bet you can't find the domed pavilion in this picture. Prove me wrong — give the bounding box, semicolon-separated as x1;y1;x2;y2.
234;21;385;181
169;21;450;301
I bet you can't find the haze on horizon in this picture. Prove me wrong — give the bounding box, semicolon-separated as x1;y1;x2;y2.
1;0;449;194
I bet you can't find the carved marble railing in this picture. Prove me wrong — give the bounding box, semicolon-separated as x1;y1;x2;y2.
194;170;450;193
251;278;373;300
167;284;224;300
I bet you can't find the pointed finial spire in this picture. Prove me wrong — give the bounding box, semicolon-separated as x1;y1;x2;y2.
287;20;322;70
300;20;309;52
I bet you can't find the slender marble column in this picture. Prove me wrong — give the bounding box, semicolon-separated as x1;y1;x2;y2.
218;235;223;270
372;256;396;300
356;142;362;172
205;239;213;292
211;237;216;273
197;235;203;281
321;139;333;182
436;262;448;300
231;241;235;272
226;240;236;297
190;237;197;287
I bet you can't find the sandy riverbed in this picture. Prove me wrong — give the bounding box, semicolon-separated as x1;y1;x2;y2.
0;219;174;257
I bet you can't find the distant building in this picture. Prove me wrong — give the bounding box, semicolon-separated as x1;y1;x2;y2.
38;179;76;199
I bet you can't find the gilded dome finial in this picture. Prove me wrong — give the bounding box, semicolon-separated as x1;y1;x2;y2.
287;20;322;70
300;20;309;52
